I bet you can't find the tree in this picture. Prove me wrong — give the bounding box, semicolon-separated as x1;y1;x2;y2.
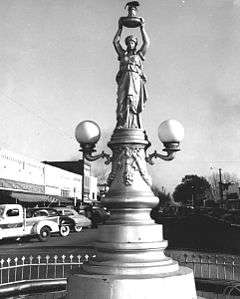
151;185;171;207
92;165;110;198
173;175;211;206
208;171;239;201
93;166;109;185
150;185;172;220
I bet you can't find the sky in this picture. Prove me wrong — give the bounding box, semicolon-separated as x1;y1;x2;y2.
1;0;240;192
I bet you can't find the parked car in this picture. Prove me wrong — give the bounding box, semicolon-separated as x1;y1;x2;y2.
84;203;110;228
0;204;61;242
27;207;71;237
54;207;91;232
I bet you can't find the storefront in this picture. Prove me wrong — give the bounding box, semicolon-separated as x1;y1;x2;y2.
0;190;73;207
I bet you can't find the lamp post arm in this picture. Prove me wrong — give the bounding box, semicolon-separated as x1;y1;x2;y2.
145;150;176;165
84;151;112;165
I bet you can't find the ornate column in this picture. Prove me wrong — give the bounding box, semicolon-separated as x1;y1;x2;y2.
68;2;199;298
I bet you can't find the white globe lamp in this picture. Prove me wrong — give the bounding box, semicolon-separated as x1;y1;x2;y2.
75;120;101;150
158;119;184;151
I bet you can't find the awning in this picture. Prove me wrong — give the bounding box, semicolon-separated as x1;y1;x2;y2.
10;192;55;203
46;195;74;205
9;192;73;204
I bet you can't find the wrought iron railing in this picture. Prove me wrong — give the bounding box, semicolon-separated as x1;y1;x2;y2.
167;250;240;297
167;250;240;281
0;250;239;298
0;253;92;285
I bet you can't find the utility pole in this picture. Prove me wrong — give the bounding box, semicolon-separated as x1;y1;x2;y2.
191;185;195;207
81;154;85;205
219;168;224;204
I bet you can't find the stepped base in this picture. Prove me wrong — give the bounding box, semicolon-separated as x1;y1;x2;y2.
67;266;197;299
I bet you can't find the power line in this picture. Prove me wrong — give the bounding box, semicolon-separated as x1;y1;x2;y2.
172;161;240;164
0;92;74;141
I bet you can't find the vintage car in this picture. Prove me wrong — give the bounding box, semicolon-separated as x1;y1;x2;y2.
0;204;62;242
27;207;72;237
54;207;91;232
84;203;110;228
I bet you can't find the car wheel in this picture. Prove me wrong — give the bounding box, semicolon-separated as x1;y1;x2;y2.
37;226;51;242
74;225;83;232
60;225;70;237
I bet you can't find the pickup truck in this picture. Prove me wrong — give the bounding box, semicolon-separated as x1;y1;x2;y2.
0;204;65;242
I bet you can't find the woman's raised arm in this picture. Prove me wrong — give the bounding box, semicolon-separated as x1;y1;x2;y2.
113;21;124;57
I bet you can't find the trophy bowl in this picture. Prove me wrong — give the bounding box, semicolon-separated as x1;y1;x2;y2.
120;16;142;28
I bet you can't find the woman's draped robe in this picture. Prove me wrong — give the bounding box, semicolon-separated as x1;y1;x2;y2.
116;50;148;129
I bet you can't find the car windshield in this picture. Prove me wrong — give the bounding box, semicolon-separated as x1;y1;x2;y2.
48;210;58;216
64;210;75;216
34;210;48;217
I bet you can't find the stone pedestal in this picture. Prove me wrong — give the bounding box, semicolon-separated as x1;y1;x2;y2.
68;267;196;299
67;129;198;298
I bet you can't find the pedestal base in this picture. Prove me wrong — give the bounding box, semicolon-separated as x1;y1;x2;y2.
67;266;197;299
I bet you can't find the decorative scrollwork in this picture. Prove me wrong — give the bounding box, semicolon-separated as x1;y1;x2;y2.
145;150;176;165
85;151;112;165
107;145;152;186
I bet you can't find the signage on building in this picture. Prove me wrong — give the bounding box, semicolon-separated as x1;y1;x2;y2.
0;178;45;194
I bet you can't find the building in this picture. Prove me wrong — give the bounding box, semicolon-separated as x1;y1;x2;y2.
225;183;240;209
43;160;97;202
42;161;86;175
0;148;98;206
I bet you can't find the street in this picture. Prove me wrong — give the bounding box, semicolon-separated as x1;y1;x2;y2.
0;227;238;291
0;228;97;257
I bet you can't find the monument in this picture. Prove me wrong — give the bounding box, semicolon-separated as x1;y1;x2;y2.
68;2;198;298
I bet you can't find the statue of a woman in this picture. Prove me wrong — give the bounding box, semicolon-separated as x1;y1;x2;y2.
113;19;150;129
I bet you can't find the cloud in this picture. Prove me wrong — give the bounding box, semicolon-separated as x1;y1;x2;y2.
233;0;240;7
